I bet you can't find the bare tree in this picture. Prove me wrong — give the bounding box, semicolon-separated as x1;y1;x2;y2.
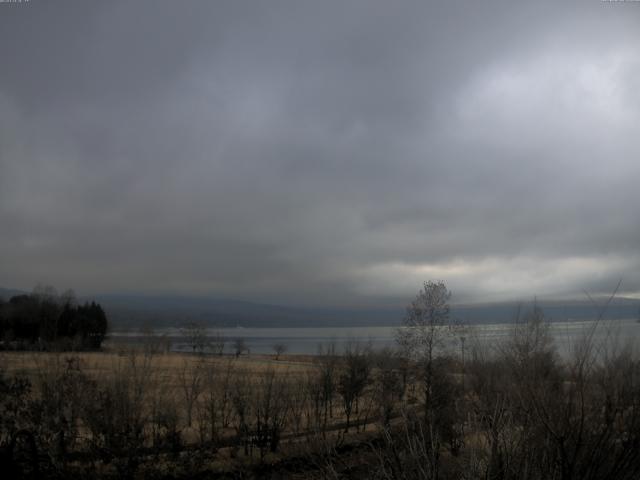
287;373;309;435
396;280;452;362
139;323;167;355
372;348;405;427
337;342;371;432
30;353;91;468
178;358;204;428
230;372;253;456
395;281;454;478
396;281;453;407
211;331;226;356
181;322;208;354
272;343;287;360
233;337;247;357
149;392;181;452
197;358;235;445
251;369;291;458
317;342;339;429
81;351;157;478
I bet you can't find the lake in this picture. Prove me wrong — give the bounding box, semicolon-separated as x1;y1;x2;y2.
109;317;640;358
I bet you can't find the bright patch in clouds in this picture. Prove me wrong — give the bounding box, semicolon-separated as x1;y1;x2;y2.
357;255;635;302
457;48;640;146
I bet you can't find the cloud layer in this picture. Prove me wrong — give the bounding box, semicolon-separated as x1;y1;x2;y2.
1;1;639;305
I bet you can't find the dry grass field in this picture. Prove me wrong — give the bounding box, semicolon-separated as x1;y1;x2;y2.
0;349;338;440
0;350;316;380
1;346;394;478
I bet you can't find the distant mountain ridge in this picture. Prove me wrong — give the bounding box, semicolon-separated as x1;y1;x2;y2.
92;294;403;329
0;287;27;299
88;294;640;329
2;287;638;329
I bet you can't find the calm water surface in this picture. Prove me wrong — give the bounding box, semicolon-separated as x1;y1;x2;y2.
110;318;640;357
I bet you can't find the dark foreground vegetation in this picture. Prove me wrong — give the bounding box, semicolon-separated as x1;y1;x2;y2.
0;287;108;351
1;281;639;479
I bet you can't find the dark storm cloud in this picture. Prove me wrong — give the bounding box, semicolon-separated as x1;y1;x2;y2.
1;0;639;304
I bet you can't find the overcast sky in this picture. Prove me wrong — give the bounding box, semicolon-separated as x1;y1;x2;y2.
1;0;639;306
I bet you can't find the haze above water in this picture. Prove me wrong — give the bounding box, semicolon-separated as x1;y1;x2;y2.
110;318;640;357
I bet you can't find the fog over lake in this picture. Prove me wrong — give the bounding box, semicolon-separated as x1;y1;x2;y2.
110;318;640;357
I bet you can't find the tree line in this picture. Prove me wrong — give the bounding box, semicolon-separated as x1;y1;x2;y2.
0;286;108;350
